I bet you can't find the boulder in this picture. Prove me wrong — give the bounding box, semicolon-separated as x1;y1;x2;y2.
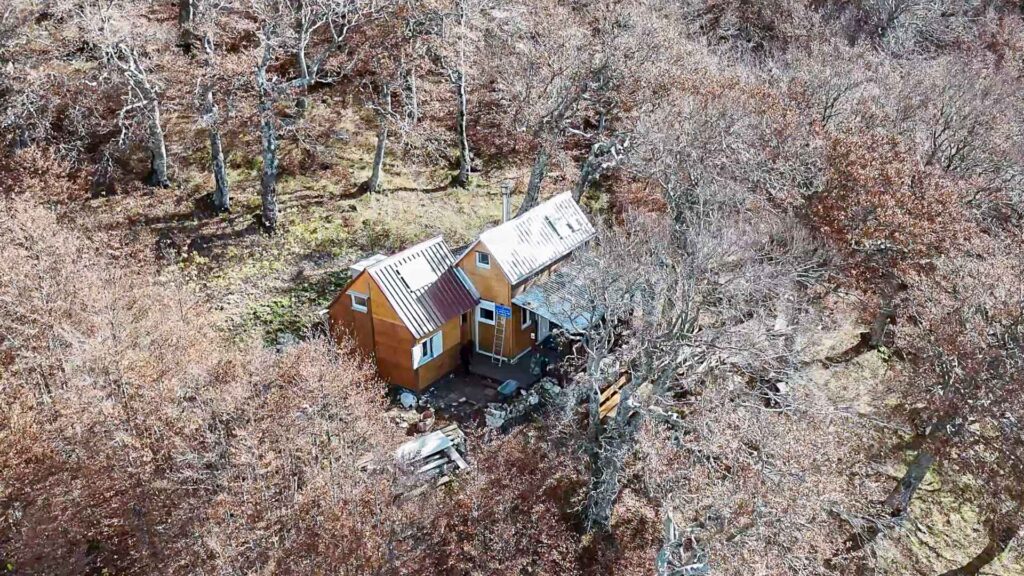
485;407;506;429
399;392;418;409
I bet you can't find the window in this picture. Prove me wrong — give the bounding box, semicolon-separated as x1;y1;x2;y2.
477;300;496;325
476;251;491;269
398;257;438;291
349;292;368;313
520;307;534;329
412;331;443;367
461;312;468;324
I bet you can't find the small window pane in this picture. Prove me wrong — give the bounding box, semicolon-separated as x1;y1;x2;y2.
351;293;368;312
476;251;490;268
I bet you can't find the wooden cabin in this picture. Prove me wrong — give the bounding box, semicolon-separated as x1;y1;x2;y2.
328;236;479;392
328;193;596;391
455;192;595;362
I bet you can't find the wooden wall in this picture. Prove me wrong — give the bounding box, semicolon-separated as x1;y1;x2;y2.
508;304;536;359
457;241;512;357
415;315;463;390
328;272;375;357
367;278;417;390
328;270;473;392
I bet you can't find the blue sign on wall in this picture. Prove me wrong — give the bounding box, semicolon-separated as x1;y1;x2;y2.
495;304;512;318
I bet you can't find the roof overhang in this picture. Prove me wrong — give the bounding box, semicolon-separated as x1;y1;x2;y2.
511;267;603;333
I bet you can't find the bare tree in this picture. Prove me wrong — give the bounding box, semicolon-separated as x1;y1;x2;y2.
363;74;394;194
177;0;195;51
199;35;229;211
256;28;280;230
438;0;475;188
106;43;171;188
557;183;823;534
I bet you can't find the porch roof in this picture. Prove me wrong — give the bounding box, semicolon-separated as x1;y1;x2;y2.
511;266;603;333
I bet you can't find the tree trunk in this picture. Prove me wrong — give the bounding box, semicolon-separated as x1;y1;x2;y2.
204;88;229;212
177;0;194;53
111;45;169;188
868;294;895;348
452;68;471;188
824;284;897;364
573;146;601;202
365;84;391;194
296;43;309;85
584;382;644;533
516;146;548;216
406;68;418;125
295;44;310;115
256;37;278;231
259;104;278;230
367;122;388;194
144;99;170;188
938;521;1019;576
884;449;935;517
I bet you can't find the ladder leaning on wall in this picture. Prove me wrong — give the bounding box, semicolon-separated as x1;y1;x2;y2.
491;315;506;365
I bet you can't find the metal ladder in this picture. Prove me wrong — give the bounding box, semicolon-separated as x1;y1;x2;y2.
491;315;507;365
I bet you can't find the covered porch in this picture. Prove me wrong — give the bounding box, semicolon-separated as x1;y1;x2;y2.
468;345;561;388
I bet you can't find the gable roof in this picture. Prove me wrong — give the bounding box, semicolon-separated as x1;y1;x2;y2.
367;236;479;340
475;192;595;285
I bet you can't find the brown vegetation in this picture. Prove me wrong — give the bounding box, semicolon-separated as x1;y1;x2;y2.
2;0;1024;574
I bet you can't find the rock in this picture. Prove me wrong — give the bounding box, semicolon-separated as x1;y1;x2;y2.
275;332;299;351
399;392;418;409
457;397;467;404
485;407;506;429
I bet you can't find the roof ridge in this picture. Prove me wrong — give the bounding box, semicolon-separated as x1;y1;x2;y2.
368;235;447;271
480;191;573;240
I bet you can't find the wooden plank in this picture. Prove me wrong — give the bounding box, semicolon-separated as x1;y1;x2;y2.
599;373;630;402
599;390;622;419
396;431;452;462
445;446;470;470
416;455;450;475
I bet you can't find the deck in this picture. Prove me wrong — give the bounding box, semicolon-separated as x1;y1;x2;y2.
468;347;560;387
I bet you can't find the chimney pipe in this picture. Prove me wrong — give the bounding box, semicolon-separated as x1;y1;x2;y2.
501;181;512;223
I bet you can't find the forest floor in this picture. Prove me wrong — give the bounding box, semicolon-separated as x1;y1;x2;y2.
807;306;1023;575
72;101;513;345
55;102;1022;574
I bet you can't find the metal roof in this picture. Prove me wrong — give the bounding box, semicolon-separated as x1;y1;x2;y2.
512;264;603;333
368;236;480;340
349;253;387;277
477;192;595;285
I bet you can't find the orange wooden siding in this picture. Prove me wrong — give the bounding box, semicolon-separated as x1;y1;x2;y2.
366;278;418;389
414;315;463;390
328;272;376;357
457;242;512;356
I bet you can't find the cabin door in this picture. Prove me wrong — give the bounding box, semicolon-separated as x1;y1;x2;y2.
536;315;550;343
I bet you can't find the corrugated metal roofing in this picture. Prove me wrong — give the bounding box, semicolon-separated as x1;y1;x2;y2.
349;253;387;277
512;264;603;333
478;192;595;285
368;236;480;340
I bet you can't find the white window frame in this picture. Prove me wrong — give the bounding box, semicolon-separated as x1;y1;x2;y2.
475;251;491;269
476;300;496;325
349;291;368;313
520;307;534;329
412;331;443;368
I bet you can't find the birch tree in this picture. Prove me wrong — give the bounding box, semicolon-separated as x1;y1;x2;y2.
199;35;229;211
105;43;171;188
